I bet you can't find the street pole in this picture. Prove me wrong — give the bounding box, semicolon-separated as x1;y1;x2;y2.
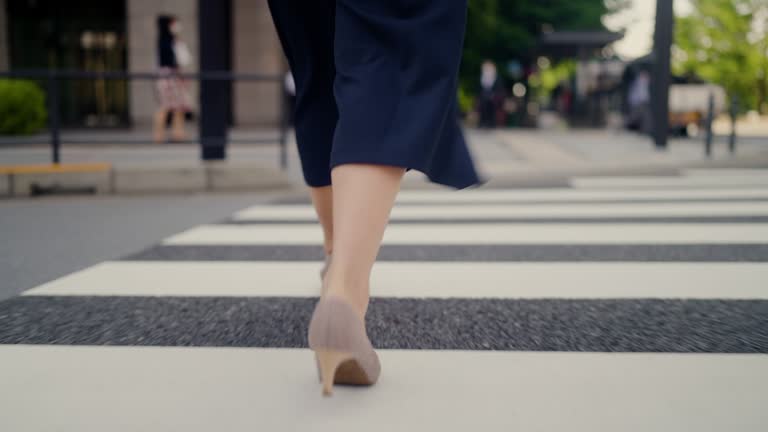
46;72;61;164
729;96;738;154
198;0;231;160
651;0;674;149
704;92;714;157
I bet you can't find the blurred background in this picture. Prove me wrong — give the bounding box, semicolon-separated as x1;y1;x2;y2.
0;0;768;142
0;0;765;159
458;0;766;136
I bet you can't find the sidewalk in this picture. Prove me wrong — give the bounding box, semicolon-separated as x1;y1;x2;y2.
1;128;767;195
464;129;768;188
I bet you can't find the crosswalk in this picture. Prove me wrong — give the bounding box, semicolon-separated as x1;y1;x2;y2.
1;169;767;431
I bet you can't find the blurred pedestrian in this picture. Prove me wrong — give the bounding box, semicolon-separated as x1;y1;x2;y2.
626;70;651;133
478;60;504;128
553;80;573;117
267;0;482;397
153;15;192;143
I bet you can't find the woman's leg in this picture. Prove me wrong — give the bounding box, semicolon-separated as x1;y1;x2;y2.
267;0;338;274
323;164;405;317
153;108;167;143
309;186;334;256
171;110;187;141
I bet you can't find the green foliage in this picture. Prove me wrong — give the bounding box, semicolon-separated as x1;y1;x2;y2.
674;0;768;112
457;85;476;115
528;60;576;101
461;0;626;96
0;79;47;135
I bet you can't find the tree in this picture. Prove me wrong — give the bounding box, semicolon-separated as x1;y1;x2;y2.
674;0;768;113
460;0;628;95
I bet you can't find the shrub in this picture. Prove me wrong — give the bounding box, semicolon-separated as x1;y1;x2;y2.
0;79;48;135
457;85;475;116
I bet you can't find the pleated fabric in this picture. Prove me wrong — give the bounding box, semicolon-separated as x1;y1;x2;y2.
268;0;483;189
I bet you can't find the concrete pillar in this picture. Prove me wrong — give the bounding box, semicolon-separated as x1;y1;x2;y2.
0;0;9;71
232;0;284;126
198;0;230;160
651;0;674;149
127;0;199;126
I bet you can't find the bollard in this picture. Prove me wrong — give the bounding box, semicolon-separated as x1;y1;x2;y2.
729;96;738;154
46;72;61;164
704;92;714;158
198;0;230;161
279;90;289;170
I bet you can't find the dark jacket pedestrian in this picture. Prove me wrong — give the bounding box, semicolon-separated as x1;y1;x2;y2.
478;60;504;128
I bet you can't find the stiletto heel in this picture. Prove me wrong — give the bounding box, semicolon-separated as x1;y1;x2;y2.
308;296;380;396
315;350;353;396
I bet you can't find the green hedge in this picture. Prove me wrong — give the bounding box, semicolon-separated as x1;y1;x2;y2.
0;79;48;135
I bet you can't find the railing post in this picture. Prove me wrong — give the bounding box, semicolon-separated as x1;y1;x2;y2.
729;95;738;155
651;0;674;150
278;82;289;170
46;71;61;164
704;92;714;158
198;0;230;161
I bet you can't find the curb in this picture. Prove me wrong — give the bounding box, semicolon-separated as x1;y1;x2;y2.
0;161;294;198
401;153;768;190
4;153;768;196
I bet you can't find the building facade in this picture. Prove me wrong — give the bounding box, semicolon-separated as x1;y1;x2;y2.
0;0;284;128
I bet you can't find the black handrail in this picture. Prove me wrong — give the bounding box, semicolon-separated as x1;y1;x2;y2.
0;69;289;169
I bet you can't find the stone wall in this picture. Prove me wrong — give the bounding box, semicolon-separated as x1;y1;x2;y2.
232;0;284;126
127;0;284;127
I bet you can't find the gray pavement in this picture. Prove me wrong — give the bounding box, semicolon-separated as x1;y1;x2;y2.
0;191;300;300
2;295;765;352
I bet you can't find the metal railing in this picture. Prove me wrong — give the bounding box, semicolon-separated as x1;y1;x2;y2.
0;69;290;168
703;92;739;158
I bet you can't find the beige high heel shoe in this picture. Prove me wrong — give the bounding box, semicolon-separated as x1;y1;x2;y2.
308;296;381;396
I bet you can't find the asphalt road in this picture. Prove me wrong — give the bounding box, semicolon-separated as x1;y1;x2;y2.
1;170;768;430
0;191;295;300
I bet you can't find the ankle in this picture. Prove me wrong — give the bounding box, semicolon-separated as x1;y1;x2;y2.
324;282;369;318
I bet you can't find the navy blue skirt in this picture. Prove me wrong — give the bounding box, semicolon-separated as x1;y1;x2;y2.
268;0;482;189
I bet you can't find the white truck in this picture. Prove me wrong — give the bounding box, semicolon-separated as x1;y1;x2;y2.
668;83;727;136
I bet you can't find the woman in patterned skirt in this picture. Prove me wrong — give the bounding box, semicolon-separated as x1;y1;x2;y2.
153;15;191;143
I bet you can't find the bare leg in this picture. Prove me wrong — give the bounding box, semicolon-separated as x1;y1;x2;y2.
323;164;405;317
171;110;187;141
153;108;168;143
309;186;334;256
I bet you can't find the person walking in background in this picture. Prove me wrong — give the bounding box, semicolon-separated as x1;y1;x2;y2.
478;60;504;128
626;69;651;134
153;15;192;143
552;80;573;118
267;0;482;396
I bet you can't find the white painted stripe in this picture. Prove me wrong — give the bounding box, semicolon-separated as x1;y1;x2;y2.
395;188;768;203
571;176;768;189
162;223;768;245
22;261;768;299
233;202;768;221
683;169;768;177
1;345;765;431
